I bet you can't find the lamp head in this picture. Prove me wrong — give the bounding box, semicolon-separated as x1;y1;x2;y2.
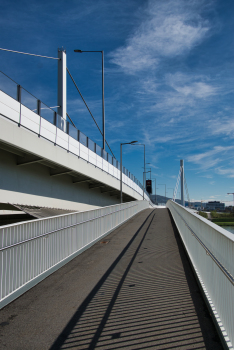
74;49;82;53
130;141;138;144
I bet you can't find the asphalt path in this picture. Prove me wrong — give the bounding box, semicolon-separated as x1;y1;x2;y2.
0;208;223;349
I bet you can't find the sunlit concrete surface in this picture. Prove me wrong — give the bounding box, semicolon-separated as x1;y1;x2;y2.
0;209;222;349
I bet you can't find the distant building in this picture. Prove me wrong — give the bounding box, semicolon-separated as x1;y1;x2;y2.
206;201;225;211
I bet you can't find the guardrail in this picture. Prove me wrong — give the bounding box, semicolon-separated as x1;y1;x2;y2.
0;70;150;201
167;200;234;349
0;200;150;309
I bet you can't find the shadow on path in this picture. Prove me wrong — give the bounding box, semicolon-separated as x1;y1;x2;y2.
50;209;223;350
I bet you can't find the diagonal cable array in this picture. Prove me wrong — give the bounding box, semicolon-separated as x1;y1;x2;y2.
173;166;182;201
173;167;191;207
66;67;115;158
184;176;191;207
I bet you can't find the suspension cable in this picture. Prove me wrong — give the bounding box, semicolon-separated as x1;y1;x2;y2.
66;67;115;158
173;166;182;201
184;176;191;207
66;112;76;128
0;47;59;60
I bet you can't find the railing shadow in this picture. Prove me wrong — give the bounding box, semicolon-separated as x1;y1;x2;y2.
50;210;155;350
50;209;222;350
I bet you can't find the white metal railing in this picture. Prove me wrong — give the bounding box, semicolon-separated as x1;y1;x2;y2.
0;88;150;202
0;200;150;309
167;200;234;349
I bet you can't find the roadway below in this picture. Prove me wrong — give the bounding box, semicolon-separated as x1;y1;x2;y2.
0;209;223;349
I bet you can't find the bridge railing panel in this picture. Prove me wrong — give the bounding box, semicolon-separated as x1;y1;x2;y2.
40;102;54;124
108;163;114;177
113;167;118;179
0;91;20;123
96;155;103;170
21;105;40;133
0;200;150;309
80;143;89;161
167;200;234;348
88;149;97;167
0;73;17;100
40;118;56;143
56;127;69;149
68;137;80;157
103;159;109;173
21;88;37;112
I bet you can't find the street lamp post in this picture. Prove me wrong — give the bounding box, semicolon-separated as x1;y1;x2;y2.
120;141;138;203
146;163;151;180
74;49;105;150
152;178;157;203
132;143;145;199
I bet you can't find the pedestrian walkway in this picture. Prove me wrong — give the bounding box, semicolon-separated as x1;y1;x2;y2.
0;209;222;349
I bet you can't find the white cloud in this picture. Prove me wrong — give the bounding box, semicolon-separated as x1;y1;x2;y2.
209;117;234;137
187;146;234;170
150;164;159;169
109;0;210;74
200;175;213;178
166;72;217;98
216;167;234;178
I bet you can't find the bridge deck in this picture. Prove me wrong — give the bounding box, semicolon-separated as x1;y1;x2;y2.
0;209;222;349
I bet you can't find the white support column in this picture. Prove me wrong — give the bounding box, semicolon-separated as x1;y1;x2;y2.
57;49;67;120
180;159;185;206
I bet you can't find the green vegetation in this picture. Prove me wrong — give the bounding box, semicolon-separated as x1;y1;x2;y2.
214;222;234;226
199;211;208;218
210;211;231;218
210;211;234;226
213;218;234;223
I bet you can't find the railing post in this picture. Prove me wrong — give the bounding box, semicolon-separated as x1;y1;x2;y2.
17;84;21;103
37;100;41;116
17;84;22;126
67;121;69;152
53;111;57;126
37;100;41;137
54;112;57;145
77;130;80;157
57;49;67;121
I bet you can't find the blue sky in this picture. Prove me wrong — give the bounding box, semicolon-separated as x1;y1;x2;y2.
0;0;234;204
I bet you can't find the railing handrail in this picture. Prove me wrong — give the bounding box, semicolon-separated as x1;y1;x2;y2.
169;200;234;241
0;200;149;309
0;202;138;251
167;199;234;348
169;201;234;285
0;70;54;112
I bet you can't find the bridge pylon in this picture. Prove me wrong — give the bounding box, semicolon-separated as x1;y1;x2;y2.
180;159;185;206
57;48;67;120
